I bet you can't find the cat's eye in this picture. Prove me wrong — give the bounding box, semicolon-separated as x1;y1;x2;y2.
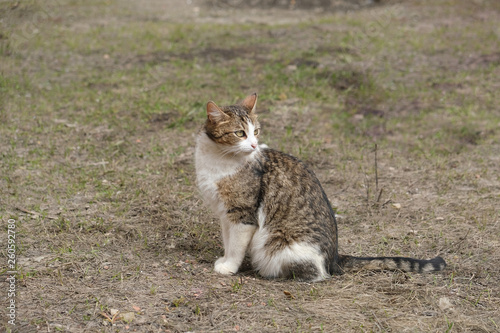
254;129;260;136
234;130;246;137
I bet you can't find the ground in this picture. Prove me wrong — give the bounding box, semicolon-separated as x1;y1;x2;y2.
1;0;500;332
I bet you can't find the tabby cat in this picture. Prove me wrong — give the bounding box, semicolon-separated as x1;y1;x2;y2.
194;93;446;282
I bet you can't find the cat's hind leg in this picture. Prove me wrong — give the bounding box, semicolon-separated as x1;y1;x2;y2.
214;221;257;275
251;235;330;282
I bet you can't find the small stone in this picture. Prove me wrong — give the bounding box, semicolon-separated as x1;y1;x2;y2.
438;297;453;311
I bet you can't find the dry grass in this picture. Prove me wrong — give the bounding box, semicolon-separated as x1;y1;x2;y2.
1;0;500;332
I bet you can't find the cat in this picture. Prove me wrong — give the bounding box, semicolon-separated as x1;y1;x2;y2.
194;93;446;282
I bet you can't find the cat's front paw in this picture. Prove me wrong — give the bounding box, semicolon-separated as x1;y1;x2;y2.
214;257;238;275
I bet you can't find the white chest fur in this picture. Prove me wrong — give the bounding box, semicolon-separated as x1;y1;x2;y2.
194;132;257;215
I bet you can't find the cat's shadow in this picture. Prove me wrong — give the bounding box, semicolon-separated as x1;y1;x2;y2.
237;256;255;276
236;256;286;281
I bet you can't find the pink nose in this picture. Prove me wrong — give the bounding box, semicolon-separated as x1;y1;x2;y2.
251;143;257;149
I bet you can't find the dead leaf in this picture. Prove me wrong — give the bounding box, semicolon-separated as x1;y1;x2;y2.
100;309;121;324
283;290;295;299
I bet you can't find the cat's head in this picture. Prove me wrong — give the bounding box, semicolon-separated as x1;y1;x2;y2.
204;93;261;155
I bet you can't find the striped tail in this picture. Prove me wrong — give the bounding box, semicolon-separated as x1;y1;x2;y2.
338;255;446;273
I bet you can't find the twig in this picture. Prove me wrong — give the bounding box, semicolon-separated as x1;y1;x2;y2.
374;143;379;193
100;311;121;324
371;311;385;332
57;268;64;286
364;172;370;206
381;199;392;207
16;206;58;220
376;188;384;203
440;229;471;253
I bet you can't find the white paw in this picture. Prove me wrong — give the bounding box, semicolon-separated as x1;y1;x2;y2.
214;257;238;275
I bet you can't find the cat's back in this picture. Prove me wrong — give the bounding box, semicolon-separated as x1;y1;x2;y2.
259;148;317;182
258;148;326;202
257;148;336;232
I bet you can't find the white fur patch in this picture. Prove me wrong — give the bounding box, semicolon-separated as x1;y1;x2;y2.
383;259;398;270
400;260;411;272
236;122;259;154
257;204;266;229
195;131;259;215
214;222;257;275
422;263;435;273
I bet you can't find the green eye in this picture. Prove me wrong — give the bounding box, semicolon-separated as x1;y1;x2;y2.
234;130;245;137
254;129;260;136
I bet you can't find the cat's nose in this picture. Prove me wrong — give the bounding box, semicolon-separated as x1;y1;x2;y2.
251;143;257;149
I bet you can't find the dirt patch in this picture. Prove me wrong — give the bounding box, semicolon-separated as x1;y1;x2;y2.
207;0;397;10
464;52;500;69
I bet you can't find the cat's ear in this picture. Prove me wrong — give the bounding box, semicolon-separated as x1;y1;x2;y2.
207;101;229;123
242;93;258;114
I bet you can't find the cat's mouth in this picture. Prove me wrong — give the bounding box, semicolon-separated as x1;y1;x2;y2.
239;145;260;155
218;143;259;157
